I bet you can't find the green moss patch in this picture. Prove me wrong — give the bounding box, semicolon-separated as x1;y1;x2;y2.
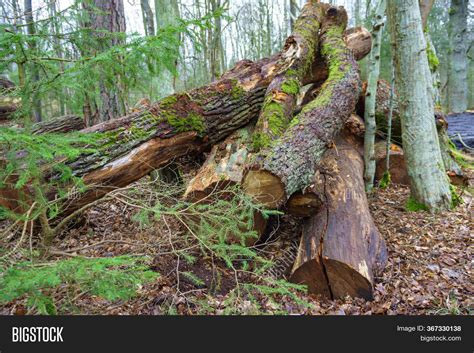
405;196;429;212
252;133;271;152
379;171;391;189
281;79;300;95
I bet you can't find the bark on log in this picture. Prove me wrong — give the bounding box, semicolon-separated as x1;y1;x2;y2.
304;26;371;86
184;125;255;201
0;97;19;122
32;115;85;134
290;132;388;299
252;1;324;151
0;78;17;122
0;7;317;216
183;124;266;245
286;114;365;216
243;7;361;209
0;9;371;218
186;24;371;206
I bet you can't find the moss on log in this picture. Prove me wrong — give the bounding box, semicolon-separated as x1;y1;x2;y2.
252;1;325;151
243;6;361;209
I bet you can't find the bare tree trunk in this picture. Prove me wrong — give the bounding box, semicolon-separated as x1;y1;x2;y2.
91;0;127;122
363;0;386;191
387;0;452;211
155;0;181;91
48;0;67;116
447;0;468;113
289;0;298;31
24;0;42;122
140;0;155;36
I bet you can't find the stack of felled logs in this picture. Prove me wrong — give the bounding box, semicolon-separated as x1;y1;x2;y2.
185;2;388;300
0;2;390;300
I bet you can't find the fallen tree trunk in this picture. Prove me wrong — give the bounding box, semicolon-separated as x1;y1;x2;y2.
0;8;371;219
303;26;371;86
0;97;19;122
243;7;361;209
252;1;325;151
184;125;255;201
286;114;365;216
0;4;309;216
290;131;388;299
0;78;18;122
184;26;371;206
32;115;85;134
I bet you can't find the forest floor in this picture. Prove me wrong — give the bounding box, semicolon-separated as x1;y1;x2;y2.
1;165;472;316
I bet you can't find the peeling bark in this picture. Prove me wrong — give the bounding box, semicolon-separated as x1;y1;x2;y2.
290;132;388;299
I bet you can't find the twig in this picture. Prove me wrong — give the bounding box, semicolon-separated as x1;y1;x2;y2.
0;202;36;261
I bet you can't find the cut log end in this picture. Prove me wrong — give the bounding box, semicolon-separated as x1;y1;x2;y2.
324;259;373;300
286;192;323;217
242;170;286;209
290;258;331;298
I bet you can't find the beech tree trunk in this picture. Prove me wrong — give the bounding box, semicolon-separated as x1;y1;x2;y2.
290;132;388;299
243;7;361;209
140;0;155;36
387;0;452;211
447;0;468;113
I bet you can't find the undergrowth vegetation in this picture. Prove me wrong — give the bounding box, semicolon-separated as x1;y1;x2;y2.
0;170;311;315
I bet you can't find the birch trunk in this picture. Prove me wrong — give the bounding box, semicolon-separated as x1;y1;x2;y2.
363;0;386;192
387;0;452;211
